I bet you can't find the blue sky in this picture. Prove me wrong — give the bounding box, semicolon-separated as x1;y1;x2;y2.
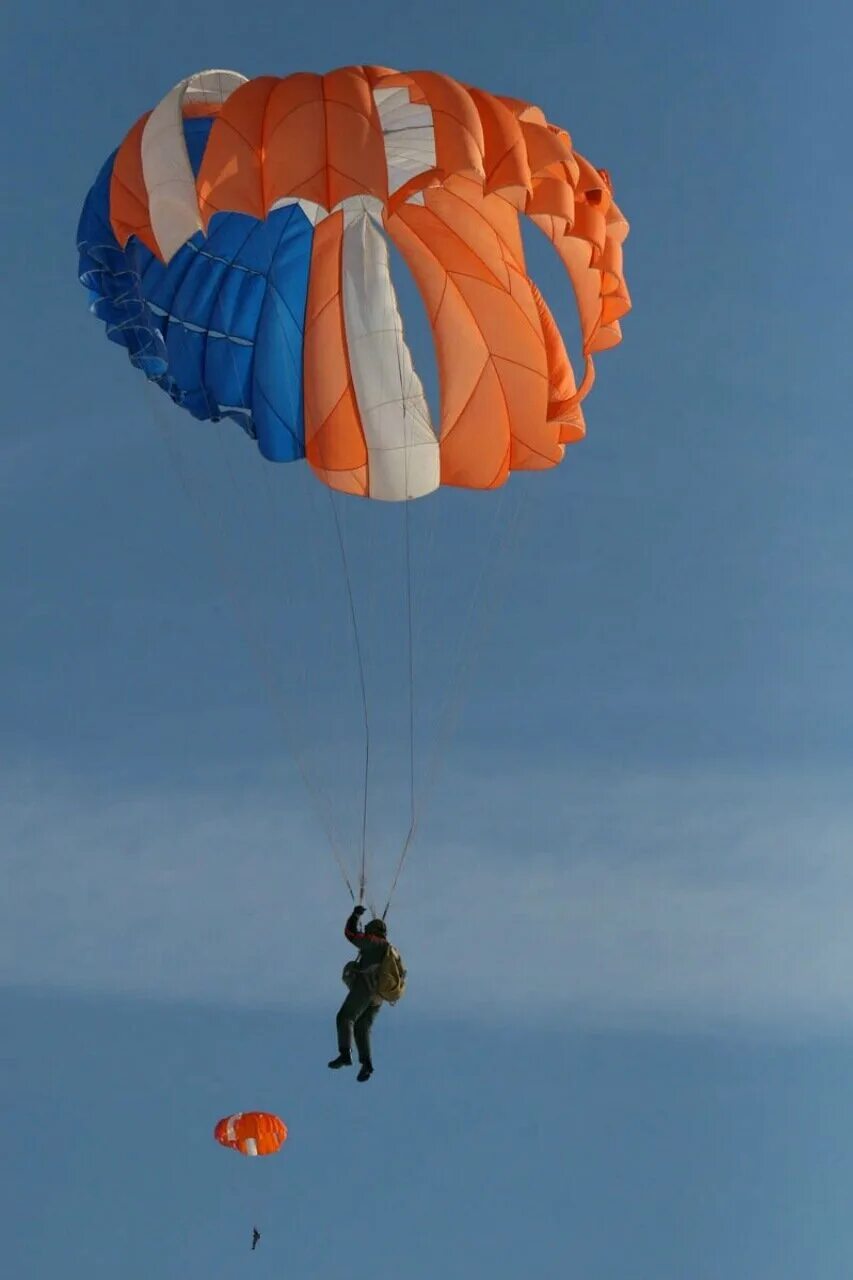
3;0;853;1275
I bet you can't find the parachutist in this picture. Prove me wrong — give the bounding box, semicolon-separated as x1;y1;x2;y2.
251;1228;261;1251
328;907;406;1079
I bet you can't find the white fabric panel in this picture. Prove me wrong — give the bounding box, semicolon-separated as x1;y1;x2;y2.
339;194;384;219
180;69;247;106
373;87;436;198
142;69;247;263
242;1138;259;1157
225;1113;241;1142
341;207;439;501
269;196;327;225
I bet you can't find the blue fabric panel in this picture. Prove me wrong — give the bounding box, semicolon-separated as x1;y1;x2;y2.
250;207;313;461
76;152;170;379
77;128;314;461
183;117;214;177
171;218;268;347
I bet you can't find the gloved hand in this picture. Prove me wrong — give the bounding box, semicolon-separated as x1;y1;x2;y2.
353;904;367;917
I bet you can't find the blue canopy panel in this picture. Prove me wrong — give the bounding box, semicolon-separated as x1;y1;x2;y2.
77;116;313;462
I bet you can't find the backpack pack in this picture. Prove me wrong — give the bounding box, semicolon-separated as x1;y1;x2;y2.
375;945;407;1004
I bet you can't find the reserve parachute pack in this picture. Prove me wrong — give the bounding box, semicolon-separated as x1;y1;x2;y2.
376;945;407;1004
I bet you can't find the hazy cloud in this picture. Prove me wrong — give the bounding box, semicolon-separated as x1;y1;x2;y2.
4;762;852;1032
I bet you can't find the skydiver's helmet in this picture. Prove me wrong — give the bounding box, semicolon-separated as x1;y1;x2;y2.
366;918;387;938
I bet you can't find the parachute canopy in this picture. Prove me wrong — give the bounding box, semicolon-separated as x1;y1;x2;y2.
78;66;630;500
214;1111;288;1157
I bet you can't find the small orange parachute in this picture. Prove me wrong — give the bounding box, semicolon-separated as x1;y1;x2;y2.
214;1111;288;1157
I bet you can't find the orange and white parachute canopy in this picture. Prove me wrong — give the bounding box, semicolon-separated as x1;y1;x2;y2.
80;66;630;500
214;1111;288;1157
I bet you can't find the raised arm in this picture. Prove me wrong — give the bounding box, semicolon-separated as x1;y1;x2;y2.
344;905;368;950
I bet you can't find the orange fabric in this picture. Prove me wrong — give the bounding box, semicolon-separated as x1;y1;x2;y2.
198;69;388;221
303;212;368;496
497;97;545;126
388;178;564;486
181;101;223;119
196;76;280;222
467;88;531;208
529;281;586;444
214;1112;287;1156
464;182;525;270
531;212;599;356
531;204;630;370
262;69;387;211
110;114;159;257
519;119;572;177
526;174;576;223
386;170;443;215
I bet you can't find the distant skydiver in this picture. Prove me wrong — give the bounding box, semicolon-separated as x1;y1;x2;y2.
328;906;406;1082
251;1228;261;1251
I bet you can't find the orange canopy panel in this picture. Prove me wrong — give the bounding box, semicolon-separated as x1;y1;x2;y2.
214;1112;288;1157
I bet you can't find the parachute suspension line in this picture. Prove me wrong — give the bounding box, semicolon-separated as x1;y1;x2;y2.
145;387;356;902
404;491;417;880
384;481;527;921
251;460;358;904
382;317;419;920
208;294;362;905
383;479;417;920
326;488;371;904
249;213;363;902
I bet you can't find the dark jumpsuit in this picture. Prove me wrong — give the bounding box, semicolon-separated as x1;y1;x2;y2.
336;910;388;1065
